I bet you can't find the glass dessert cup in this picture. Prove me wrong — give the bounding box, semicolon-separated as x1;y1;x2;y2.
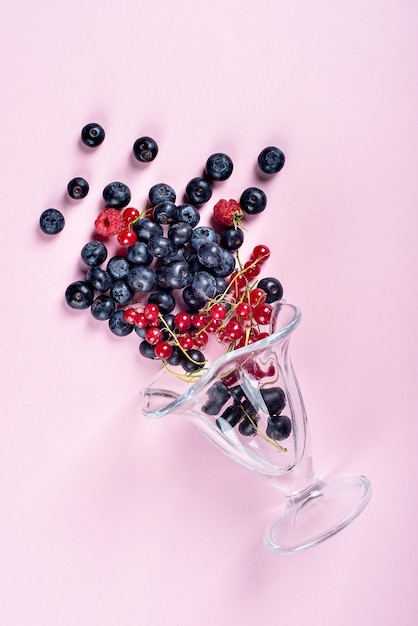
141;302;372;554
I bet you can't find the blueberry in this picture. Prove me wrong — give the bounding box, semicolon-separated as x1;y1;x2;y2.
65;280;94;309
102;182;131;209
257;146;285;174
110;279;134;305
181;348;206;373
67;177;89;199
182;285;207;311
211;249;235;277
133;218;163;243
107;256;131;280
90;295;115;320
197;242;224;269
166;345;182;366
261;387;286;414
134;325;147;339
216;405;242;430
239;417;258;436
202;381;231;415
176;203;200;227
185;177;212;205
266;414;292;441
149;183;176;205
153;201;178;225
191;271;217;301
240;187;267;215
157;260;192;290
127;266;157;293
168;222;193;247
86;266;113;292
109;310;134;336
213;276;228;295
126;241;153;266
257;277;284;303
186;253;206;275
190;226;218;251
161;246;188;266
139;340;156;359
81;240;108;266
205;153;233;181
133;136;158;162
81;122;105;148
147;235;174;258
39;208;65;235
219;227;244;251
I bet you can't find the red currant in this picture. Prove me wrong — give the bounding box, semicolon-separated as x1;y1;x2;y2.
154;341;173;359
225;318;244;340
145;327;163;345
209;303;227;320
251;244;270;263
253;303;272;325
249;288;267;307
123;308;141;324
122;207;140;227
206;319;222;333
193;330;208;348
243;261;261;278
236;302;251;318
117;228;137;246
134;312;148;328
192;313;209;329
144;303;160;321
174;312;192;330
229;272;247;293
178;333;194;350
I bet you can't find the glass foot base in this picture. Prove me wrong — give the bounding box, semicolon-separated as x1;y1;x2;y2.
263;474;372;554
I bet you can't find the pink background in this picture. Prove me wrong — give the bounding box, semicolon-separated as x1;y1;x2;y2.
1;1;417;624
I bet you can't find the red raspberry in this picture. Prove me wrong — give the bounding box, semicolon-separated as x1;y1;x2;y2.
213;199;243;227
94;208;124;236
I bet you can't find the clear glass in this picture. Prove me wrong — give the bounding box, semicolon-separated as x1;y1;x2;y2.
140;302;372;554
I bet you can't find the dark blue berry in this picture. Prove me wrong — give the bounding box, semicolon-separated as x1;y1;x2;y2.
148;183;176;205
39;208;65;235
257;146;285;174
102;182;131;209
202;381;231;415
168;222;193;246
205;153;233;181
266;414;292;441
239;417;258;436
261;387;286;414
81;122;105;147
166;345;182;366
139;340;156;359
176;203;200;227
181;348;206;372
110;279;133;305
214;276;228;295
161;246;188;266
133;218;163;243
190;226;218;251
67;177;89;199
185;177;212;205
126;241;153;266
133;136;158;162
157;261;192;290
197;242;224;269
216;405;242;430
240;187;267;215
90;295;115;320
153;201;178;224
65;280;94;309
86;266;113;292
147;235;174;258
109;310;134;336
182;285;207;311
220;227;244;250
257;277;283;303
211;249;235;277
107;256;131;280
81;241;108;266
191;271;217;301
127;266;157;293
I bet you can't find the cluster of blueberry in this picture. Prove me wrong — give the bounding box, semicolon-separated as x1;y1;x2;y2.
41;123;286;384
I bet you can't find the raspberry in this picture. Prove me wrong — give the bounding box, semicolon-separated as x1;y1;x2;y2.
213;199;243;227
94;208;124;237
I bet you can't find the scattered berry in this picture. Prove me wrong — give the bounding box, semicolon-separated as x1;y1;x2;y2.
81;122;105;148
240;187;266;215
205;153;233;181
213;199;243;227
65;280;94;309
102;182;131;209
95;208;124;237
257;146;285;174
67;177;89;199
185;177;212;205
39;208;65;235
133;136;158;162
